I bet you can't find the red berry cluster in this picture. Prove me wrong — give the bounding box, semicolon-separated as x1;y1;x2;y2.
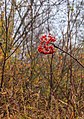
38;34;56;54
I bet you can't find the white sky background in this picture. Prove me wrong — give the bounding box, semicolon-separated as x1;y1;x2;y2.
50;0;84;45
12;0;84;46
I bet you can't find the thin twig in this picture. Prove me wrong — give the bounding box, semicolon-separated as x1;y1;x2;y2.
51;43;84;69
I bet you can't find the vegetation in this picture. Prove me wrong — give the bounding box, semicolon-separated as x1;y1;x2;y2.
0;0;84;119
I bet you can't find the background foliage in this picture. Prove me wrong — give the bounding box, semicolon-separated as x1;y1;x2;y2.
0;0;84;119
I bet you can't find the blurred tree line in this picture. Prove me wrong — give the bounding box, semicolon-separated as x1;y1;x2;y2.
0;0;84;118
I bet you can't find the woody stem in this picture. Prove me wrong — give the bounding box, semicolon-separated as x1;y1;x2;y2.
51;43;84;69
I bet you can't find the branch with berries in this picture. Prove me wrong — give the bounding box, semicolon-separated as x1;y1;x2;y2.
38;34;84;69
38;34;56;54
